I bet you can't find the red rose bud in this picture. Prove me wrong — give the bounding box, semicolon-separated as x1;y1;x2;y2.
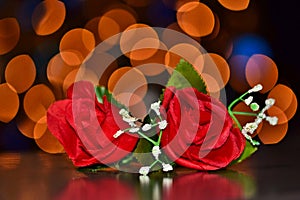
47;81;139;167
160;87;245;170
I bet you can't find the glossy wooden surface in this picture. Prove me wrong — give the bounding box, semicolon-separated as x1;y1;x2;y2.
1;120;299;200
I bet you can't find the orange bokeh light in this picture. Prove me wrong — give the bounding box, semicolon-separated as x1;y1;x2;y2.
0;17;20;55
218;0;250;11
177;2;215;37
267;106;288;125
23;84;55;122
35;129;64;154
84;17;101;45
245;54;278;94
34;116;48;139
16;114;36;139
120;24;160;61
108;67;147;106
267;84;298;121
5;54;36;94
31;0;66;35
165;43;204;74
0;83;19;123
203;53;230;89
59;28;95;65
201;73;221;94
99;8;136;41
47;52;80;98
258;122;288;144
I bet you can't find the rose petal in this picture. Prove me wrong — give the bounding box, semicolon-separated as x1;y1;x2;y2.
47;100;99;167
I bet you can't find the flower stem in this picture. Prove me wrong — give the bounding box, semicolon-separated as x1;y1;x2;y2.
149;160;159;168
232;111;257;117
157;130;163;145
228;92;249;130
137;131;158;146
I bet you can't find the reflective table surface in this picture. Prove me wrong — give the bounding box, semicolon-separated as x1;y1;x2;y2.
1;123;300;200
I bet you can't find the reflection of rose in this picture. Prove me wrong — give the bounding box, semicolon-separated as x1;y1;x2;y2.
55;177;138;200
163;172;244;200
47;81;138;167
161;87;245;170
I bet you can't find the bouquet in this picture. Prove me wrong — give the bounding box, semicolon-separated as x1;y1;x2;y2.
46;58;292;176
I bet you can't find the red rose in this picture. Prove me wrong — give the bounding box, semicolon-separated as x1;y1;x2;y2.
160;87;245;170
47;81;138;167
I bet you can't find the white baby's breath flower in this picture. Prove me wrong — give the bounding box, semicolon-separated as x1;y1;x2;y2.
122;116;138;125
162;163;173;172
257;113;266;119
129;127;140;133
243;122;258;134
266;116;278;125
248;84;263;93
151;101;161;116
139;166;151;176
142;124;152;131
255;117;263;124
152;146;161;160
158;120;168;130
244;96;253;105
265;98;275;106
113;130;124;138
119;108;129;116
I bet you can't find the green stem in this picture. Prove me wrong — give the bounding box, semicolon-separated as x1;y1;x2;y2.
137;131;158;146
227;92;249;130
149;160;159;168
157;130;163;145
232;111;257;117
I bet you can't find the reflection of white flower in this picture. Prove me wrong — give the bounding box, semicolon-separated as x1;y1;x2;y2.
158;120;168;130
142;124;152;131
244;96;253;105
151;101;161;116
266;116;278;125
139;175;150;184
139;166;151;176
113;130;124;138
162;163;173;172
248;84;263;93
152;146;161;159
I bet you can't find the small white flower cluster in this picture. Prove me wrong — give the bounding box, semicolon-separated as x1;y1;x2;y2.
138;101;172;176
150;101;161;116
242;97;278;145
139;146;173;176
113;108;140;138
112;101;171;175
244;84;263;112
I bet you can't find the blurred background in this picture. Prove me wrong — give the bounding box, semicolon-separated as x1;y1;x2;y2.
0;0;298;153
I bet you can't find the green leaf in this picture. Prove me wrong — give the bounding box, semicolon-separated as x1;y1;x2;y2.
165;59;207;94
133;138;155;165
95;86;125;108
230;140;258;165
